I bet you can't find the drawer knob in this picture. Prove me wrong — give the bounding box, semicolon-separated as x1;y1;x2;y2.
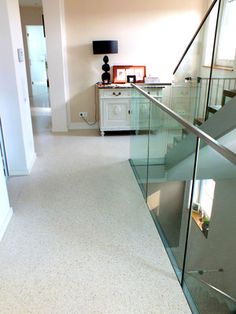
113;92;121;96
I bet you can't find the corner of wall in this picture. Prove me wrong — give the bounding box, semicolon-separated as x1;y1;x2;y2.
0;207;13;242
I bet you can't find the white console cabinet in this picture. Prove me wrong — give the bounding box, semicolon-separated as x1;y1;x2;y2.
97;87;132;136
96;84;168;136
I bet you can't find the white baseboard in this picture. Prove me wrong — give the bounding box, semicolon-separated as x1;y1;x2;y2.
69;122;99;130
0;207;13;242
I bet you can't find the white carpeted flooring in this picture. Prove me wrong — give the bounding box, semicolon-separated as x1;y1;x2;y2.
0;129;191;313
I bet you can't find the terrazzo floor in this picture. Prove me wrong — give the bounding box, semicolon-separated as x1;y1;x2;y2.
0;129;191;313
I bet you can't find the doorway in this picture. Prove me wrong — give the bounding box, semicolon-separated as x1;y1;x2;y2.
25;24;51;132
26;25;50;109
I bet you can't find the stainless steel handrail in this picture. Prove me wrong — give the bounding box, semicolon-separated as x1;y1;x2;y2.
132;83;236;165
173;0;218;75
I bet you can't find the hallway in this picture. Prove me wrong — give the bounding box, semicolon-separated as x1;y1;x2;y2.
0;130;190;313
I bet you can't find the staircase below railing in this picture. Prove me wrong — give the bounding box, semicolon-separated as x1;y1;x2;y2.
185;274;236;314
130;83;236;314
193;77;236;126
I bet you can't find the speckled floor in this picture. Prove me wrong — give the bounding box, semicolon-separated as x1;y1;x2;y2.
0;129;191;313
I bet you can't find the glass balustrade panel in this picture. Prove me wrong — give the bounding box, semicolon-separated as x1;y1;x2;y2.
183;273;236;314
184;138;236;313
205;1;236;140
146;99;198;281
172;1;218;126
129;89;151;200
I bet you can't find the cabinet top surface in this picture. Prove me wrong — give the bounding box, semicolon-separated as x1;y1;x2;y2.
96;82;171;89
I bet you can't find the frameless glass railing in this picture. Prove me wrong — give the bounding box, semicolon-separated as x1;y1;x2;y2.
129;91;151;199
171;0;236;132
184;134;236;313
170;0;218;126
184;274;236;313
129;84;236;313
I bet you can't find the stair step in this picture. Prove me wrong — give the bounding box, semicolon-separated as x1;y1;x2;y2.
194;117;205;126
173;136;182;145
167;143;173;151
208;105;221;114
191;284;234;314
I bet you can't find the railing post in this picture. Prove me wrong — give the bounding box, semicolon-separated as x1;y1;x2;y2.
145;100;152;202
181;137;200;287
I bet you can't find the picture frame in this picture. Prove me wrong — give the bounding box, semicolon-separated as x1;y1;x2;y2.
113;65;146;83
127;75;136;83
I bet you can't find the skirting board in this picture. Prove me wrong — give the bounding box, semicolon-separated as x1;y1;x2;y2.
0;207;13;242
69;122;99;130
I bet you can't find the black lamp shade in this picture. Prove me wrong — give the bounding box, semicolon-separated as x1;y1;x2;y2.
93;40;118;54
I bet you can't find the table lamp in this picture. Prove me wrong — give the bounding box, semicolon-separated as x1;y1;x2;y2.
93;40;118;84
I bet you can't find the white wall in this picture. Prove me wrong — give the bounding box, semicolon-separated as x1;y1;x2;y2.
42;0;68;132
0;161;12;241
0;0;36;176
38;0;208;131
64;0;206;128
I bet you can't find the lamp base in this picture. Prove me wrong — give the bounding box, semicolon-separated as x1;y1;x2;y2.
102;73;111;84
101;55;111;84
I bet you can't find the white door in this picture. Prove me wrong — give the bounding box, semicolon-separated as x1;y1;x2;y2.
103;99;131;129
26;25;48;97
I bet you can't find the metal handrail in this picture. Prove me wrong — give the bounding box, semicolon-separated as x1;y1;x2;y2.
173;0;218;75
187;274;236;305
132;84;236;165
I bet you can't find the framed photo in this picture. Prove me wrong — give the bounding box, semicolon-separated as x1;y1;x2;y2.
127;75;136;83
117;69;126;81
113;65;146;83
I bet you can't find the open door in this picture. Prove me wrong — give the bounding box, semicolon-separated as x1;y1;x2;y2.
26;25;50;108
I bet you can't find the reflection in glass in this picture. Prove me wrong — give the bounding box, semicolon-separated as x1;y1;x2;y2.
192;179;216;237
130;89;150;199
146;101;198;280
129;0;236;311
185;139;236;311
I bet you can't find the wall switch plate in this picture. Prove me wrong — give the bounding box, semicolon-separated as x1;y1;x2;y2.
17;48;24;62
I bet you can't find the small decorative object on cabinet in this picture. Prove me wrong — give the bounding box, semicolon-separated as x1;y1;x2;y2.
127;75;136;83
113;65;146;84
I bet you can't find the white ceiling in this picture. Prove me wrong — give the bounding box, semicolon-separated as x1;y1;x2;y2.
18;0;42;7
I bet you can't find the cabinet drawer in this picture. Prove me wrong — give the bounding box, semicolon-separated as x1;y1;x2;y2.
143;87;163;98
99;88;131;98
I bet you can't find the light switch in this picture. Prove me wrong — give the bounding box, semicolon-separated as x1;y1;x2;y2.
17;48;24;62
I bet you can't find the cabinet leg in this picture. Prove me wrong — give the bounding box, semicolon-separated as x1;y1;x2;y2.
101;131;105;136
